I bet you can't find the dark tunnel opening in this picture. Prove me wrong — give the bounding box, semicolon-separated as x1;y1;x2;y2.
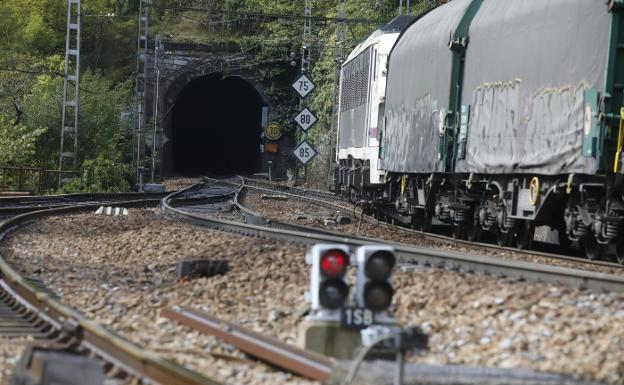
170;74;264;175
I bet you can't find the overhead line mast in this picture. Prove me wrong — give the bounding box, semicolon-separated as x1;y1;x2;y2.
58;0;81;188
329;0;347;188
135;0;150;191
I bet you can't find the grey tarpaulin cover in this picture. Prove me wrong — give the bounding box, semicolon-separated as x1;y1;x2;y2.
382;0;473;173
456;0;611;175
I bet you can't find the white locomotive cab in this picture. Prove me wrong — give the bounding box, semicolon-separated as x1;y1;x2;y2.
336;29;403;186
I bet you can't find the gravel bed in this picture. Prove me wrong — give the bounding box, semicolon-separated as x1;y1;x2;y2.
162;177;203;192
242;189;624;275
1;210;623;384
0;340;27;385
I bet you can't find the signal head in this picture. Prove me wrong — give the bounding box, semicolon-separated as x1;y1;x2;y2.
356;245;397;313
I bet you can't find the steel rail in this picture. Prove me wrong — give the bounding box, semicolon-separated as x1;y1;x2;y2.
163;183;624;293
0;197;223;385
163;306;334;382
242;176;349;203
239;177;624;270
0;191;170;217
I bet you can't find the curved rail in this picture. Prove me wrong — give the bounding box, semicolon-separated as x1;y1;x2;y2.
0;191;169;217
240;177;624;270
162;180;624;293
0;197;222;385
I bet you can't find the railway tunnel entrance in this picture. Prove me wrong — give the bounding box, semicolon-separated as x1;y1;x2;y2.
168;73;264;175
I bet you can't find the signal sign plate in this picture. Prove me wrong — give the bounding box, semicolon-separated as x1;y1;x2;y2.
294;108;318;132
341;307;375;330
292;140;317;166
292;74;315;98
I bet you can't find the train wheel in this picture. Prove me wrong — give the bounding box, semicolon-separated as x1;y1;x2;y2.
466;216;482;242
616;241;624;265
515;220;535;250
581;234;607;261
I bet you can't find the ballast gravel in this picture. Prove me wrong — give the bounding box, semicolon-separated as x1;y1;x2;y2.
1;210;623;384
242;189;624;275
163;177;202;192
0;341;26;385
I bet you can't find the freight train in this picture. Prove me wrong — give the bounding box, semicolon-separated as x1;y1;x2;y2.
335;0;624;263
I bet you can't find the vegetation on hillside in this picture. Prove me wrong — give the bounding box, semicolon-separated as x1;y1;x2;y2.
0;0;438;192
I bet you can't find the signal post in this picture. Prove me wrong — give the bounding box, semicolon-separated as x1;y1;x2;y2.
298;244;399;360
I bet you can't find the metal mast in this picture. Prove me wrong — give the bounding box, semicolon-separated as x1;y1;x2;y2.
135;0;150;191
150;34;163;184
301;0;313;76
58;0;81;188
328;0;347;188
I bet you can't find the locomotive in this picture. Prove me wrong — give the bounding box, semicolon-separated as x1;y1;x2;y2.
335;0;624;263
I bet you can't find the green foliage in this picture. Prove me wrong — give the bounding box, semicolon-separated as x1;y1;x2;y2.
0;0;439;192
0;115;47;165
19;68;133;170
60;156;131;193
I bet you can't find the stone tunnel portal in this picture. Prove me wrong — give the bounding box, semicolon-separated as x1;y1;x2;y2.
168;73;264;175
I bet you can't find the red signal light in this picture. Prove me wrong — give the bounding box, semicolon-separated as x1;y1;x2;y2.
320;250;348;278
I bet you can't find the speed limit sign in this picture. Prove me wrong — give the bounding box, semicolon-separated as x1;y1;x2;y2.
264;122;282;141
292;140;317;166
292;74;315;98
294;108;318;132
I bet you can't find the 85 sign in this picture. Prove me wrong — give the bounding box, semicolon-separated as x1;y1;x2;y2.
292;140;318;166
292;74;316;99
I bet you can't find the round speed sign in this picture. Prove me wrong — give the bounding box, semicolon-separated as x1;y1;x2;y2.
265;122;282;141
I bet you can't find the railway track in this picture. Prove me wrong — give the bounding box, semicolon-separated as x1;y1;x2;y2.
0;191;169;219
0;193;223;385
240;177;624;272
0;182;340;385
162;178;624;293
1;179;620;384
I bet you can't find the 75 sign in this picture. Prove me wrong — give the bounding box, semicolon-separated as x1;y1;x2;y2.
292;74;316;99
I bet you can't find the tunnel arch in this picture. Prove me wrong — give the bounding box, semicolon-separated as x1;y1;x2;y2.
163;73;265;176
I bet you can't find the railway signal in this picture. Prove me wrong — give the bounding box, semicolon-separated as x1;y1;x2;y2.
306;244;350;314
355;245;396;313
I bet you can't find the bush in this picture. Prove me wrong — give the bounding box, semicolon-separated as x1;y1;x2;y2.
60;156;131;193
